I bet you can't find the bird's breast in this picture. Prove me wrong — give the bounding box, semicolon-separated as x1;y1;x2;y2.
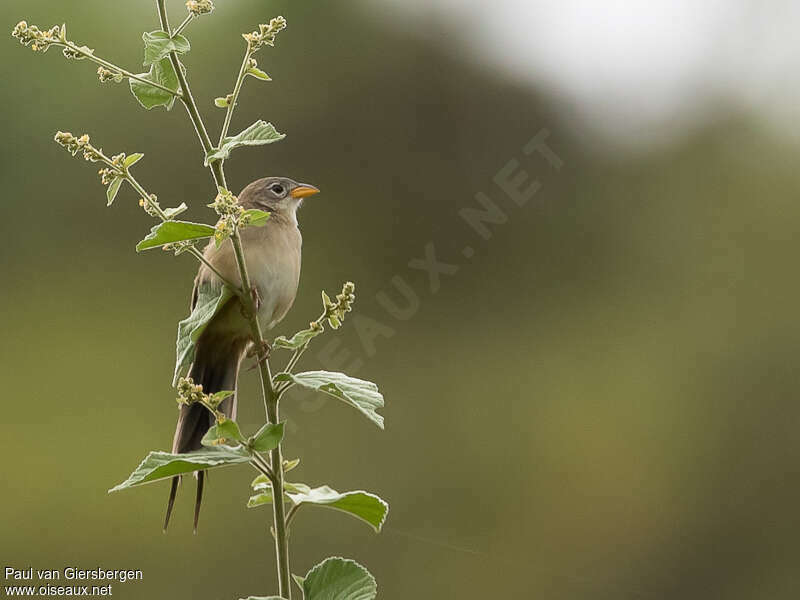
246;225;302;330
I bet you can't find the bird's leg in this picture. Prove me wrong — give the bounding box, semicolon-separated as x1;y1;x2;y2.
240;285;262;319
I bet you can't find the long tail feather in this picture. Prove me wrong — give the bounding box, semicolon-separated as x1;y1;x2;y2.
193;471;204;535
163;476;180;532
164;333;245;532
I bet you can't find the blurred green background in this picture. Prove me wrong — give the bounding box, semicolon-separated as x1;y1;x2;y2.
3;1;800;598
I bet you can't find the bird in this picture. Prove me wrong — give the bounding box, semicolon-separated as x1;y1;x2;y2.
163;176;319;533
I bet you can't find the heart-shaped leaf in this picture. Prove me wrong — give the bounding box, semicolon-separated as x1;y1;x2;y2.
204;120;284;165
242;208;270;228
142;31;190;66
202;417;244;448
136;220;215;252
275;371;385;429
273;325;323;351
129;58;179;110
174;283;235;385
286;486;389;533
302;558;377;600
249;422;285;452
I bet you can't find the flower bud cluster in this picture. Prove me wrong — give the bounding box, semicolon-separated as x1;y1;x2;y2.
321;282;356;329
139;193;162;218
12;21;93;60
98;167;120;186
186;0;214;16
12;21;62;53
176;376;206;405
97;154;129;186
243;17;287;51
162;241;195;255
61;44;93;60
209;187;245;244
54;131;104;162
97;66;123;83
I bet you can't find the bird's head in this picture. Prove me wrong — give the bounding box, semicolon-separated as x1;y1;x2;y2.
239;176;320;224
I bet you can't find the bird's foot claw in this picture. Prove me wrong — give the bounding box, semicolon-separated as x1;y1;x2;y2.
251;286;262;312
246;340;272;371
239;287;262;319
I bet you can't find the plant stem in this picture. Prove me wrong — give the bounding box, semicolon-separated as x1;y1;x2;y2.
154;2;292;594
155;0;226;190
60;41;181;97
229;232;292;598
219;43;253;146
285;504;302;527
124;172;241;293
173;14;194;37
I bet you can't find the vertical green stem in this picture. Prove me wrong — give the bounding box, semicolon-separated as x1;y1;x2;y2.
155;3;291;595
229;232;291;598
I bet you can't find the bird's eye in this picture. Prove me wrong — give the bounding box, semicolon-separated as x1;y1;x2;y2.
270;184;285;195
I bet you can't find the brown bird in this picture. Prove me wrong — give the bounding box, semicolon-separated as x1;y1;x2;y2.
164;176;319;532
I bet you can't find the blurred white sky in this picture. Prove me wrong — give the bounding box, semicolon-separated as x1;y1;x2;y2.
367;0;800;150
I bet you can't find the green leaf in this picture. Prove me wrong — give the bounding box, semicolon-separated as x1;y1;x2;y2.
173;283;235;385
246;66;272;81
286;486;389;533
302;558;377;600
284;482;312;494
108;447;249;493
273;326;322;351
214;97;229;108
210;390;235;405
202;418;244;447
204;120;285;165
247;481;311;509
251;473;270;490
283;458;300;473
123;153;144;168
239;597;287;600
275;371;385;429
163;203;188;219
129;58;179;110
249;422;285;452
242;208;270;228
136;220;215;252
252;476;310;494
247;490;274;508
106;177;123;206
142;31;190;66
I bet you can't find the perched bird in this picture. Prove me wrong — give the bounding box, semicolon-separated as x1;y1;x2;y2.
164;176;319;532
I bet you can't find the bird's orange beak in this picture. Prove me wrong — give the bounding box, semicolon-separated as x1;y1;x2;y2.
290;184;320;199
